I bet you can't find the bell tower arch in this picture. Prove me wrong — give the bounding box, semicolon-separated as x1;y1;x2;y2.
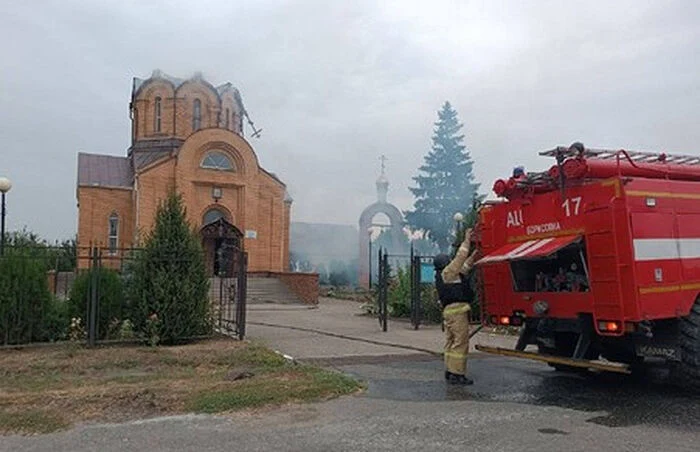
359;156;405;288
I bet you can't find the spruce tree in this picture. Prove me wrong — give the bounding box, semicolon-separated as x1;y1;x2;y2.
126;191;211;344
405;101;480;252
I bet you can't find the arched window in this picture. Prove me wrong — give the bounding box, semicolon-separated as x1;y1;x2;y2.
154;97;162;133
203;208;226;225
108;213;119;254
193;99;201;131
201;151;234;171
225;108;230;129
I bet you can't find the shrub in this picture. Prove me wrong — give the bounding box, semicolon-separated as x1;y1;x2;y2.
68;268;125;340
419;285;443;324
387;266;411;317
124;191;211;344
40;299;71;342
0;250;54;344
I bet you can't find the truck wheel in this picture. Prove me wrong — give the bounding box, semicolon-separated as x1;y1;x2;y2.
538;333;588;373
678;297;700;388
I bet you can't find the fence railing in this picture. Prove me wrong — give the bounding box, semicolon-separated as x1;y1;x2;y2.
0;245;247;347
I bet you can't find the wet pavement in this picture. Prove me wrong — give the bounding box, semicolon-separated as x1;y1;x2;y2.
9;353;697;452
325;353;700;432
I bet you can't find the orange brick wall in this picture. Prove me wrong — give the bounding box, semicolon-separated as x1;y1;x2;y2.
132;79;176;140
134;159;176;239
76;186;135;267
172;83;218;140
132;77;243;143
174;128;289;273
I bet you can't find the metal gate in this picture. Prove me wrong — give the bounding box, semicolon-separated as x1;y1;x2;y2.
376;248;428;332
409;252;436;330
377;249;389;332
375;246;482;333
210;244;248;340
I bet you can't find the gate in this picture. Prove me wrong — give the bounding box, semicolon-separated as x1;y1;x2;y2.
376;248;431;332
377;249;389;332
210;243;248;340
375;246;482;333
409;252;437;330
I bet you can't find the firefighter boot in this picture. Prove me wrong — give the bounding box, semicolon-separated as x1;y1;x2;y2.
448;374;474;385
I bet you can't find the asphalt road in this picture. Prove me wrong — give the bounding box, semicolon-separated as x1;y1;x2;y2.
3;354;699;452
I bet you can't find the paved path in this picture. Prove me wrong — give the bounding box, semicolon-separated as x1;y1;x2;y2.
246;298;517;360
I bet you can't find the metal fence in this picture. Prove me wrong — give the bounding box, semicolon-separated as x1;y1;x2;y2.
0;244;247;346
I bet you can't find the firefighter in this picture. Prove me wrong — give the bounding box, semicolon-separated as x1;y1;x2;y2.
434;229;478;385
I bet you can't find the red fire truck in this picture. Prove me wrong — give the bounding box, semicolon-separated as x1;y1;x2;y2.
474;143;700;387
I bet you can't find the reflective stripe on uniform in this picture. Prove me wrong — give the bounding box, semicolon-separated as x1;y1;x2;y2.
444;351;467;359
443;303;470;316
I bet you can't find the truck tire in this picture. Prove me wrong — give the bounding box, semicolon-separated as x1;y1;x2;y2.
678;297;700;388
538;333;588;373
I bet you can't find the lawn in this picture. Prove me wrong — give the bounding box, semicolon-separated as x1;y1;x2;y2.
0;338;363;435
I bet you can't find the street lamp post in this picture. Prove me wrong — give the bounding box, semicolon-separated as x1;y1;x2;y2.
367;228;373;289
0;177;12;257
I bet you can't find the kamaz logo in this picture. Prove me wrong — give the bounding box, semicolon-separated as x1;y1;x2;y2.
637;345;680;361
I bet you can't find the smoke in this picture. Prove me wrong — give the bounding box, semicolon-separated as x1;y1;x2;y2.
1;0;699;241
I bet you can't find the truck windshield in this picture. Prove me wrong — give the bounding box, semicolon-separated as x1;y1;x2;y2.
510;240;589;293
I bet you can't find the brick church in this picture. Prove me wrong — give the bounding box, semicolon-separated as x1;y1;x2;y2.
76;70;292;274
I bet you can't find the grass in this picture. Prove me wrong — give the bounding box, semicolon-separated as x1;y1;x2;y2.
0;410;70;435
189;367;361;413
0;338;363;435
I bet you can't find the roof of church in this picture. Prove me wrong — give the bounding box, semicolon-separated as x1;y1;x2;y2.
132;70;245;113
77;153;133;188
128;138;184;169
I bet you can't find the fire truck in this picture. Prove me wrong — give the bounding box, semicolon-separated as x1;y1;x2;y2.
473;143;700;387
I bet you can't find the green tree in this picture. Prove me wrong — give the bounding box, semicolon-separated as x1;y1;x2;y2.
125;191;211;344
5;229;77;272
405;101;480;252
0;249;56;344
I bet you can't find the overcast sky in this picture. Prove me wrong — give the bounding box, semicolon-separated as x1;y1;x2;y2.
1;0;698;241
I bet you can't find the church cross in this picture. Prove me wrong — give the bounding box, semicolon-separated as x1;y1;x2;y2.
379;155;388;175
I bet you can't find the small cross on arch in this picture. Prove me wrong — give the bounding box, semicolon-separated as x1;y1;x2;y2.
379;154;388;174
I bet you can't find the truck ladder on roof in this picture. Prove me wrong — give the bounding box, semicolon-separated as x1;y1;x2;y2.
540;147;700;166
